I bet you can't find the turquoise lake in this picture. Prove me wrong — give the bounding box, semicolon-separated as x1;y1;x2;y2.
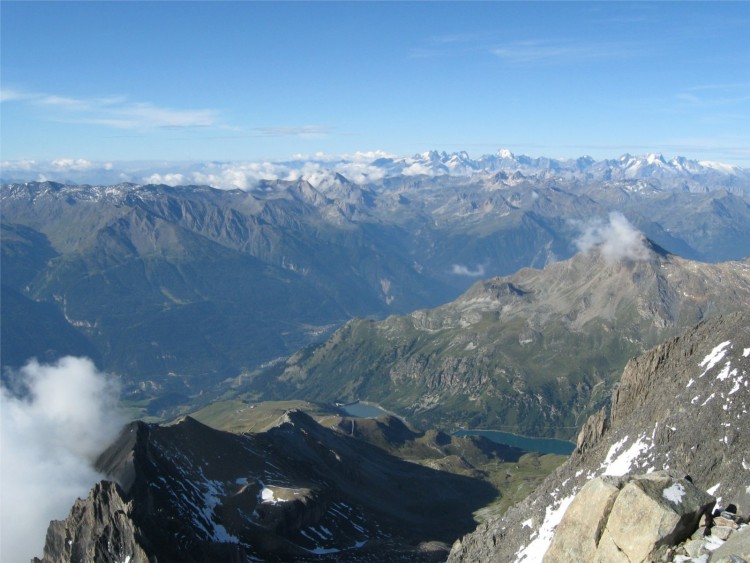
454;429;575;456
339;401;575;456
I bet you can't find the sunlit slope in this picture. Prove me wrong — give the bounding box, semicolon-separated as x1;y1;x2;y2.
256;242;750;438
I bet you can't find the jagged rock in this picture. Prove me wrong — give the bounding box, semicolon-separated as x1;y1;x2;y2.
32;481;150;563
576;409;609;454
685;538;706;557
717;516;741;529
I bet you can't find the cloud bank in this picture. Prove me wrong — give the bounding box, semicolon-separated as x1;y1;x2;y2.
575;211;652;263
0;357;125;562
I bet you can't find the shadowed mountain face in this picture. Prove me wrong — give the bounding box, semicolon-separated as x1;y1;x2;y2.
448;311;750;562
254;243;750;438
34;411;498;562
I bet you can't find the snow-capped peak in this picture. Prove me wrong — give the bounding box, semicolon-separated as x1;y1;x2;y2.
646;153;667;165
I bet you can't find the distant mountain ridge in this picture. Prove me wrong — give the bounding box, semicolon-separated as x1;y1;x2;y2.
3;150;748;194
3;170;750;413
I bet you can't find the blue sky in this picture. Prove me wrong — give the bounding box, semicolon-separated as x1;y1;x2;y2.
2;1;749;166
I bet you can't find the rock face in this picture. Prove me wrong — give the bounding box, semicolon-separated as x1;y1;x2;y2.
448;311;750;562
35;410;497;562
544;472;715;563
33;481;150;563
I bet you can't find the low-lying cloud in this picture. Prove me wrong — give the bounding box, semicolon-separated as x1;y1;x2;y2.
0;357;125;562
575;211;651;263
452;263;486;277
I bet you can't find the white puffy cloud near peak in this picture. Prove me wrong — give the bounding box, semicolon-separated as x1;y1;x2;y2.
575;211;652;263
452;263;487;277
0;357;126;562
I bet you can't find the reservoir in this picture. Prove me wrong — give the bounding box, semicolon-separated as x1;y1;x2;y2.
339;401;575;456
454;429;575;456
338;401;390;419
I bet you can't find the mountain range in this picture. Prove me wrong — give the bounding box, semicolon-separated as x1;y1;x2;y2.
2;152;750;415
3;150;749;194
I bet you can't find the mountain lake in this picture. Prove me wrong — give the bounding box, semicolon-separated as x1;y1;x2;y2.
454;429;575;456
339;401;575;455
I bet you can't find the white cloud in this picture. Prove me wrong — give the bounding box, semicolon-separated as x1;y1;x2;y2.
6;88;221;130
575;211;652;263
490;39;636;65
51;158;94;171
402;162;435;176
138;158;389;190
452;263;486;277
144;172;188;186
0;357;125;562
0;88;33;102
1;158;37;171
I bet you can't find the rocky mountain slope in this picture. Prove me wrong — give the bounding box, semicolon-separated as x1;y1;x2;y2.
255;243;750;437
448;311;750;562
33;410;499;563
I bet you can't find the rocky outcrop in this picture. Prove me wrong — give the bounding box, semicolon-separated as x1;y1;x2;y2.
448;311;750;563
575;409;608;454
33;482;150;563
544;472;715;563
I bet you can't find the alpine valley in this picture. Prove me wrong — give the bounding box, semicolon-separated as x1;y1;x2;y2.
3;150;750;562
3;150;750;416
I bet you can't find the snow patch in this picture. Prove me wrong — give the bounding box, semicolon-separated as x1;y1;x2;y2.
603;435;650;476
715;363;736;382
514;494;576;562
699;341;731;376
662;482;686;504
707;483;721;495
743;347;750;357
